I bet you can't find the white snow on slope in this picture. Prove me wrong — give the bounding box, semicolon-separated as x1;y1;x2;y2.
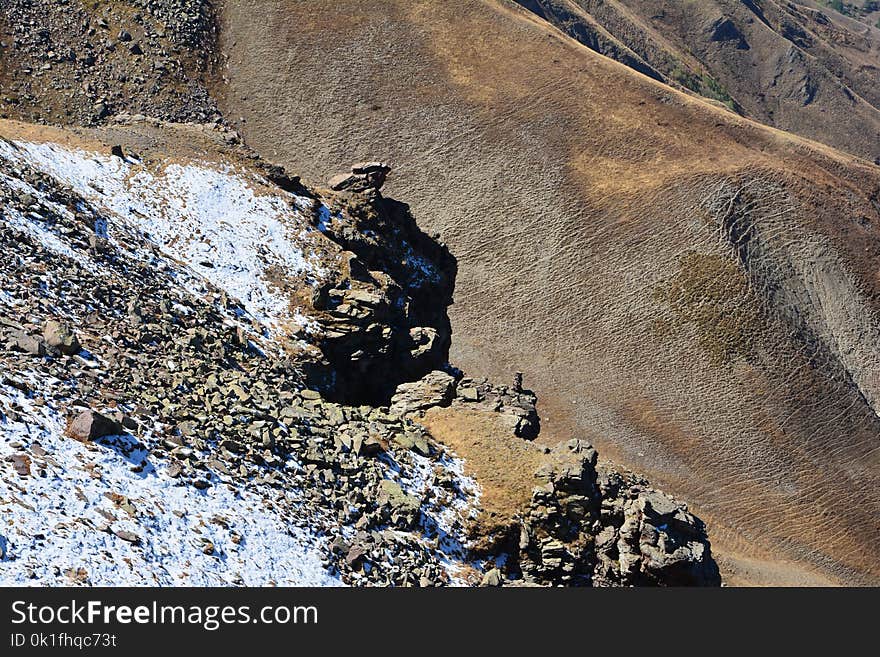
0;135;484;586
0;139;324;333
398;452;480;582
0;382;341;586
0;167;97;269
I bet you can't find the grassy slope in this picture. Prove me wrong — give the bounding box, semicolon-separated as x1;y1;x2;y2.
215;0;880;585
531;0;880;161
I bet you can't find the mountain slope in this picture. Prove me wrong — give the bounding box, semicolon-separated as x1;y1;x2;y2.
515;0;880;162
215;0;880;585
0;1;219;126
0;117;718;586
0;118;478;585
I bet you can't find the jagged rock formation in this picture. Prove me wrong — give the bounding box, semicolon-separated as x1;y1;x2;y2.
0;120;477;586
328;161;393;193
388;371;719;586
309;183;456;404
521;439;719;586
392;371;541;438
454;376;541;440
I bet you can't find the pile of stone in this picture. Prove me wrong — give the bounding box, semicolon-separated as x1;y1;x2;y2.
0;0;219;126
328;161;393;193
0;146;472;587
453;374;540;439
128;0;218;52
516;439;720;586
387;370;540;440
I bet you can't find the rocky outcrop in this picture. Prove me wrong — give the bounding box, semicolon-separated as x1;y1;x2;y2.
453;375;540;440
390;370;456;415
0;121;719;587
4;325;45;356
388;370;541;439
309;182;456;405
600;486;719;586
395;374;720;586
517;439;720;586
328;161;392;193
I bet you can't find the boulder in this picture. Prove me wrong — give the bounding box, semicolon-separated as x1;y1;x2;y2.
480;568;503;587
534;439;598;493
113;529;140;545
327;172;360;191
389;370;456;415
67;410;124;441
7;329;45;356
630;491;721;586
327;161;392;192
43;320;81;355
409;326;440;361
377;479;421;528
9;453;31;477
351;161;391;189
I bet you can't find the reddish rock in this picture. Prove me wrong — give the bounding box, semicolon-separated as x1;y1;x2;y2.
9;453;31;477
67;410;123;441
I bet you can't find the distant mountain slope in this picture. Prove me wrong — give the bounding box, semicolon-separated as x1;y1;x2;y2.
514;0;880;162
215;0;880;585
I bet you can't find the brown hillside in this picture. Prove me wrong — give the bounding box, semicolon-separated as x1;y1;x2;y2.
215;0;880;585
515;0;880;162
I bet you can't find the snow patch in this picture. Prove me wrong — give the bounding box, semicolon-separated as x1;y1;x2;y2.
2;206;92;268
397;451;481;583
0;140;325;334
0;383;341;586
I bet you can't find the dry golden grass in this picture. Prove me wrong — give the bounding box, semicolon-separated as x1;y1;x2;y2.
419;406;543;544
